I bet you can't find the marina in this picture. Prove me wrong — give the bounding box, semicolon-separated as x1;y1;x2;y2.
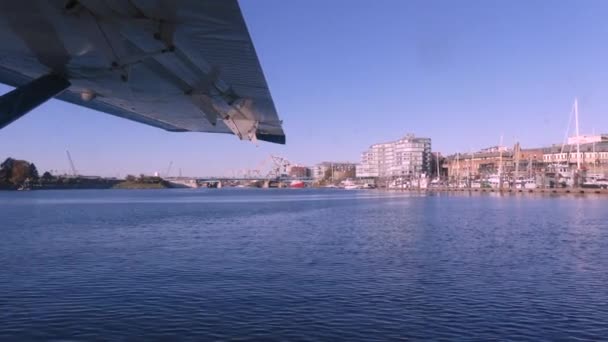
408;187;608;195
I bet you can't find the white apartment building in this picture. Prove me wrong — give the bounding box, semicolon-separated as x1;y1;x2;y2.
356;134;432;178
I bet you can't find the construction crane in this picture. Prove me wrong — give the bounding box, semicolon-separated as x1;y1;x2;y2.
248;155;273;178
244;155;294;180
66;150;78;176
269;155;291;179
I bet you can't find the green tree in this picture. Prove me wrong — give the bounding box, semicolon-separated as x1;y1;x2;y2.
41;171;54;183
0;157;14;170
0;157;14;184
29;163;39;181
323;168;332;181
10;160;31;186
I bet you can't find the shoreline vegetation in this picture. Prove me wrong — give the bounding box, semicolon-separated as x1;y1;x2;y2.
112;175;171;189
0;157;171;191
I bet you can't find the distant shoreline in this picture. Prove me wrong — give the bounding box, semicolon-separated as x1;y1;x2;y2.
112;181;171;190
0;181;173;191
4;186;608;195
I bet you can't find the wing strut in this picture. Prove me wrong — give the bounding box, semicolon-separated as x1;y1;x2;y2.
0;74;70;129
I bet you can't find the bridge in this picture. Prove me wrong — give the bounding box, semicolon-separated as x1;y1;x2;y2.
164;155;314;188
165;176;314;189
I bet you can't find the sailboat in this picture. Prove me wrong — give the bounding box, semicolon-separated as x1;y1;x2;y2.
546;98;586;187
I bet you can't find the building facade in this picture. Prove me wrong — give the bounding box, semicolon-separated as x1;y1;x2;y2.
356;134;432;179
567;134;608;145
288;165;311;178
444;150;515;180
542;142;608;165
444;142;608;182
313;162;357;180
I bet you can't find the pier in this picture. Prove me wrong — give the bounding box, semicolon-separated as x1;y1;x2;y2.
412;187;608;195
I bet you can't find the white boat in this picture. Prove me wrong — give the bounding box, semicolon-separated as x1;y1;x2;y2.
515;178;537;189
583;176;608;189
342;179;360;190
419;177;429;189
388;177;409;189
487;174;500;188
487;174;509;189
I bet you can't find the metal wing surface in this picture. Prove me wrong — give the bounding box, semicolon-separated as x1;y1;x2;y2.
0;0;285;144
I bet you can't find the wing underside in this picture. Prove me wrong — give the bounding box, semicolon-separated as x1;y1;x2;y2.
0;0;285;143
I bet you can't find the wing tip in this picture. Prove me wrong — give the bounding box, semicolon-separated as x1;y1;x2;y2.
256;132;286;144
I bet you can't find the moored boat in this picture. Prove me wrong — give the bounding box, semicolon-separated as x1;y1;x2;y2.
290;180;305;188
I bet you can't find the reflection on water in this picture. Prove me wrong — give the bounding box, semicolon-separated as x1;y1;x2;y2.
1;189;607;340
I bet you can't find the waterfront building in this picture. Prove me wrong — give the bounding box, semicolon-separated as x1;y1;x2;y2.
516;147;544;162
356;134;432;179
313;162;357;181
356;141;393;178
567;134;608;145
542;141;608;166
444;141;608;187
288;165;311;178
312;163;327;180
444;149;514;180
478;145;509;153
444;143;557;180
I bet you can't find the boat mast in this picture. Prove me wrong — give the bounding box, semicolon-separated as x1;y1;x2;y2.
498;135;504;189
514;142;520;187
593;129;597;173
436;152;440;180
575;97;581;170
456;153;460;186
469;149;473;188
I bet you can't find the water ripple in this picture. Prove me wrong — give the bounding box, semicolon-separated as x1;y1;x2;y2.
1;190;607;340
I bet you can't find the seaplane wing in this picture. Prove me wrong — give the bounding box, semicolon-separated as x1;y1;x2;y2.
0;0;285;144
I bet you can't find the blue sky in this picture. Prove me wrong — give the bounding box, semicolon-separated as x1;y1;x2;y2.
2;0;608;176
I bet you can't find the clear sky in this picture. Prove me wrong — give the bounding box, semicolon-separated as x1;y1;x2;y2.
2;0;608;177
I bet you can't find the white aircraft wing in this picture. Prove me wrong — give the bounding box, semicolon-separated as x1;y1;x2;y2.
0;0;285;144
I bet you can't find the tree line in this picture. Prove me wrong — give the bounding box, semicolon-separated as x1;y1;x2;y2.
0;158;45;189
0;157;120;190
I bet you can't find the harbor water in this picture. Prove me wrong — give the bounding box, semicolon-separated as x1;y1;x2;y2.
1;189;607;340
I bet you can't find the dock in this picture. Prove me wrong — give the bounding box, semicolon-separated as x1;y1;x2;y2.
411;187;608;195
